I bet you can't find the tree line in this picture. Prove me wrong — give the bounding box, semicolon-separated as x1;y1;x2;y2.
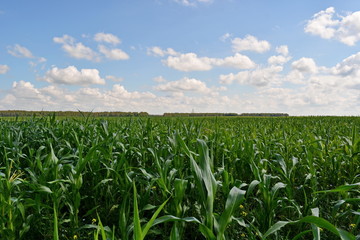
0;110;149;117
0;110;289;117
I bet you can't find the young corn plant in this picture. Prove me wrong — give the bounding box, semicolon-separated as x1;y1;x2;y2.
132;181;169;240
176;133;246;240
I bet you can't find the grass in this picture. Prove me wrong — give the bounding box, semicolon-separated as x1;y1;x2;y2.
0;116;359;239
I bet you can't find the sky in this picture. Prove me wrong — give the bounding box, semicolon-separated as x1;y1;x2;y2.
1;0;360;115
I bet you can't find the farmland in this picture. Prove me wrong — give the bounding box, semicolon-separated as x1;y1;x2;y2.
0;116;359;239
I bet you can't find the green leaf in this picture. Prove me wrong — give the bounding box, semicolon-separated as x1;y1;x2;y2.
263;221;291;238
216;187;246;237
97;214;107;240
298;216;341;236
271;182;286;195
153;215;201;226
315;183;360;194
199;223;216;240
141;198;169;238
246;180;260;197
264;216;356;240
133;182;142;240
37;185;52;194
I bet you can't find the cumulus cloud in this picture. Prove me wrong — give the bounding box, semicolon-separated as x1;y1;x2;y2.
174;0;213;7
54;35;99;61
155;77;212;93
4;48;360;115
153;76;167;83
219;65;283;86
0;65;9;74
291;57;318;73
330;52;360;77
54;34;129;61
161;49;255;72
163;53;213;71
287;52;360;89
276;45;289;56
10;81;48;100
0;81;158;112
7;44;34;58
94;33;121;45
106;75;124;82
147;46;179;57
214;53;256;69
267;45;291;65
40;66;105;86
29;57;47;69
98;45;129;60
325;52;360;90
232;35;271;53
0;81;52;109
268;55;291;65
305;7;360;46
220;33;232;42
2;62;360;115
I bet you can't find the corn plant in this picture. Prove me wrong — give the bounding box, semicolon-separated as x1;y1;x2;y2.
0;116;359;239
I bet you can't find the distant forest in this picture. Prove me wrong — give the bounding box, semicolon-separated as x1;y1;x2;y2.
0;110;149;117
0;110;289;117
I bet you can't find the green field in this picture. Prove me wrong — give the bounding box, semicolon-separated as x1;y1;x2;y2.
0;116;359;239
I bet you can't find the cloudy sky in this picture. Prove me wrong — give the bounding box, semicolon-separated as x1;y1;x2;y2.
1;1;360;115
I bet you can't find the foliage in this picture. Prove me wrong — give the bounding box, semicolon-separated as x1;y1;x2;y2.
0;116;359;239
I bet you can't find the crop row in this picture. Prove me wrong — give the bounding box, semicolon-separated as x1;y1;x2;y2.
0;116;359;239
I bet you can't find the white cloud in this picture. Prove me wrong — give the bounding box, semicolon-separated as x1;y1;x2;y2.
40;66;105;86
291;57;318;73
11;81;41;98
155;77;212;93
4;49;360;115
174;0;213;7
219;65;283;86
106;75;124;82
161;50;255;72
284;70;306;85
0;65;9;74
276;45;289;56
0;82;157;112
2;64;360;115
98;45;129;60
232;35;271;53
29;57;47;69
147;46;178;57
214;53;256;69
0;81;51;109
324;52;360;90
62;43;98;61
53;34;75;44
163;53;214;71
94;33;121;45
153;76;167;83
305;7;338;39
54;35;99;61
109;84;156;99
54;34;129;61
8;44;34;58
268;45;291;65
268;55;291;65
305;7;360;46
220;33;232;42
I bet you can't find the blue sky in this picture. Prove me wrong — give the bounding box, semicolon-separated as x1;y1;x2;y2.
1;0;360;115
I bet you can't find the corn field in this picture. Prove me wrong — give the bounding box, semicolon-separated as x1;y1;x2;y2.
0;116;359;239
